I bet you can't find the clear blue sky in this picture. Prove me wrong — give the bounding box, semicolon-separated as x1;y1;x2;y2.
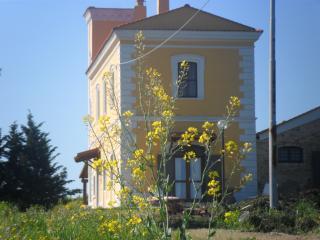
1;0;319;190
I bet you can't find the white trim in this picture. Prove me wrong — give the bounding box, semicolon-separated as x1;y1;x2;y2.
87;29;262;78
235;46;258;201
171;54;205;99
87;34;119;78
123;44;252;49
115;30;262;41
133;115;255;122
120;44;136;185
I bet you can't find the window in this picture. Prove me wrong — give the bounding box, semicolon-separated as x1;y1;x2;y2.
103;81;107;114
174;157;202;199
93;175;96;195
110;154;115;189
109;71;115;107
278;147;303;163
103;170;107;191
95;84;100;120
178;62;198;98
171;54;205;99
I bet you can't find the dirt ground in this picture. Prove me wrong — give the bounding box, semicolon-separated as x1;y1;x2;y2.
188;229;320;240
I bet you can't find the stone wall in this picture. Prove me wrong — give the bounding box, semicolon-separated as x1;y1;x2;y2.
257;119;320;195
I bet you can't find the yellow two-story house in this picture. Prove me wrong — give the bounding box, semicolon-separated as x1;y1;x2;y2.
75;0;262;208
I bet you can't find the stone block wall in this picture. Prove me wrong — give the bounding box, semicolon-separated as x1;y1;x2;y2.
257;119;320;195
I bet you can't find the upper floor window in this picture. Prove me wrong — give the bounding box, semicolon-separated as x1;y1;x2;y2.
178;62;198;98
103;81;107;114
278;146;303;163
171;54;205;99
95;84;100;120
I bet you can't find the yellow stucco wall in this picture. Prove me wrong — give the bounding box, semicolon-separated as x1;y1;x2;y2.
129;43;248;189
141;46;243;116
88;37;254;205
88;43;122;208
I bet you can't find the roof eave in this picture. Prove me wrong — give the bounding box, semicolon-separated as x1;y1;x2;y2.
114;29;263;41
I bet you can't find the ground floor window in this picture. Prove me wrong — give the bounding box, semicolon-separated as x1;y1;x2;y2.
174;157;202;200
278;146;303;163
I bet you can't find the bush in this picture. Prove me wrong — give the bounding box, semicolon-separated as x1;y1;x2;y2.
294;200;319;233
228;196;320;234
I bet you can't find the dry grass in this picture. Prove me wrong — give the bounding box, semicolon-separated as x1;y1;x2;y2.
188;229;320;240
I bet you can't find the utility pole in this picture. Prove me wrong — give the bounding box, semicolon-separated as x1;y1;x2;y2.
269;0;278;208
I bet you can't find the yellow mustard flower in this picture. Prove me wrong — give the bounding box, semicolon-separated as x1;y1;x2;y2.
179;60;189;69
133;149;144;159
183;151;196;162
229;96;241;108
106;219;120;233
242;142;252;153
127;215;142;226
162;110;173;118
199;132;210;144
178;127;198;146
122;110;134;118
207;171;220;197
132;167;145;181
133;195;148;209
99;115;110;131
202;121;215;131
225;140;238;156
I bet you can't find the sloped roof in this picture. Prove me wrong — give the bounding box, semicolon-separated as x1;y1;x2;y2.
257;106;320;140
115;4;257;32
74;148;100;163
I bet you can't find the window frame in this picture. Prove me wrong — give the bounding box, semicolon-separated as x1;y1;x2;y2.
171;54;205;100
103;81;107;115
278;146;303;163
174;157;202;200
95;84;100;120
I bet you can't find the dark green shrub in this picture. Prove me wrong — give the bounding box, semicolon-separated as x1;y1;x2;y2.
294;200;319;233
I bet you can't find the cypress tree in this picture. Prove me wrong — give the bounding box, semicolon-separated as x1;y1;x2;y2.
0;123;25;206
0;114;78;209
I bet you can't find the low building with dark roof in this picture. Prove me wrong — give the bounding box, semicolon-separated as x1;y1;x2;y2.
257;106;320;195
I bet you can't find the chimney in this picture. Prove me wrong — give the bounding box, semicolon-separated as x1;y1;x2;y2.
157;0;169;14
134;0;146;21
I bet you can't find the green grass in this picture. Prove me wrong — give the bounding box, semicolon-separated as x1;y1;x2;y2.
1;198;320;240
0;200;151;240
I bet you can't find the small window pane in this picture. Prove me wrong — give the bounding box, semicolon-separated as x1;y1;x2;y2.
175;183;186;198
278;147;303;163
190;182;201;199
175;158;186;181
190;158;201;181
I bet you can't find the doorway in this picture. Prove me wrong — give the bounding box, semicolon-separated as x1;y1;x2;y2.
312;151;320;188
175;157;202;200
